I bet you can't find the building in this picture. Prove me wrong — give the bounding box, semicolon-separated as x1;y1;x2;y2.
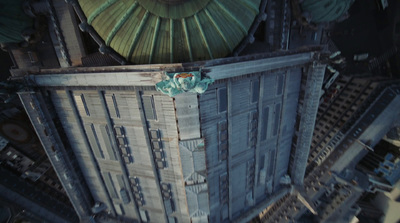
16;49;325;222
1;0;328;222
257;75;400;223
0;88;78;222
3;0;399;223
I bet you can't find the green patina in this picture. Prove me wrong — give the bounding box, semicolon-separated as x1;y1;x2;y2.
77;0;261;64
0;0;34;44
300;0;355;23
155;71;214;97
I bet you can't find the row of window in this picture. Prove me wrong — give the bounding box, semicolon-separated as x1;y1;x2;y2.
105;93;121;118
249;110;258;148
161;183;175;218
216;76;282;114
74;92;159;122
247;111;257;192
150;129;166;169
220;173;229;204
114;126;134;164
246;159;255;191
129;177;145;206
218;121;228;161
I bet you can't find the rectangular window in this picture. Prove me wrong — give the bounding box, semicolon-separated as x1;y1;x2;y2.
219;173;228;203
154;151;164;159
276;75;284;95
112;94;120;118
246;159;255;190
261;107;269;140
120;188;130;204
251;80;260;103
142;95;157;120
139;210;148;222
168;217;177;223
218;88;227;113
152;141;162;150
273;103;281;136
164;199;175;214
156;160;165;169
219;130;228;142
116;175;125;188
117;137;126;148
149;129;160;139
105;93;120;118
268;150;275;178
119;204;125;215
74;94;90;116
88;124;105;159
101;125;117;160
103;173;119;199
218;121;227;131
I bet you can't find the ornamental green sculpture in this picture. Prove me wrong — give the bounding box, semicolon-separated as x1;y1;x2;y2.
156;71;214;97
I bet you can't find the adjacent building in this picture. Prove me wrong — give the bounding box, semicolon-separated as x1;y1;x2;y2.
257;75;400;223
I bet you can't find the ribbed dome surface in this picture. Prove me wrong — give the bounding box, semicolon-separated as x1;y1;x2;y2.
300;0;354;23
78;0;261;64
0;0;34;44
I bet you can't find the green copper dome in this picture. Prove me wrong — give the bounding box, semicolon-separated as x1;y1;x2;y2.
0;0;34;44
300;0;354;23
78;0;261;64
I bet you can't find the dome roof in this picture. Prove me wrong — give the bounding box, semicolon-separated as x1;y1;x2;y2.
300;0;354;23
0;0;34;44
77;0;261;64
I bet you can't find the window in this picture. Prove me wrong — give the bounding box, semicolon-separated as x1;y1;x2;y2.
114;204;124;215
251;80;260;103
120;188;130;204
157;160;165;169
273;103;281;136
276;75;284;95
219;173;228;203
142;95;157;120
105;93;120;118
114;126;124;137
152;141;162;149
268;150;275;178
150;129;160;139
139;210;148;222
219;130;228;141
88;124;105;158
218;88;227;113
261;107;269;140
103;173;119;199
218;121;228;161
74;94;90;116
112;94;120;118
218;120;227;131
130;177;145;206
164;199;175;214
101;125;117;160
246;159;255;190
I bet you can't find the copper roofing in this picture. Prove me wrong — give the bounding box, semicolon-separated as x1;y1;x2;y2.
76;0;262;64
300;0;355;23
0;0;34;44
